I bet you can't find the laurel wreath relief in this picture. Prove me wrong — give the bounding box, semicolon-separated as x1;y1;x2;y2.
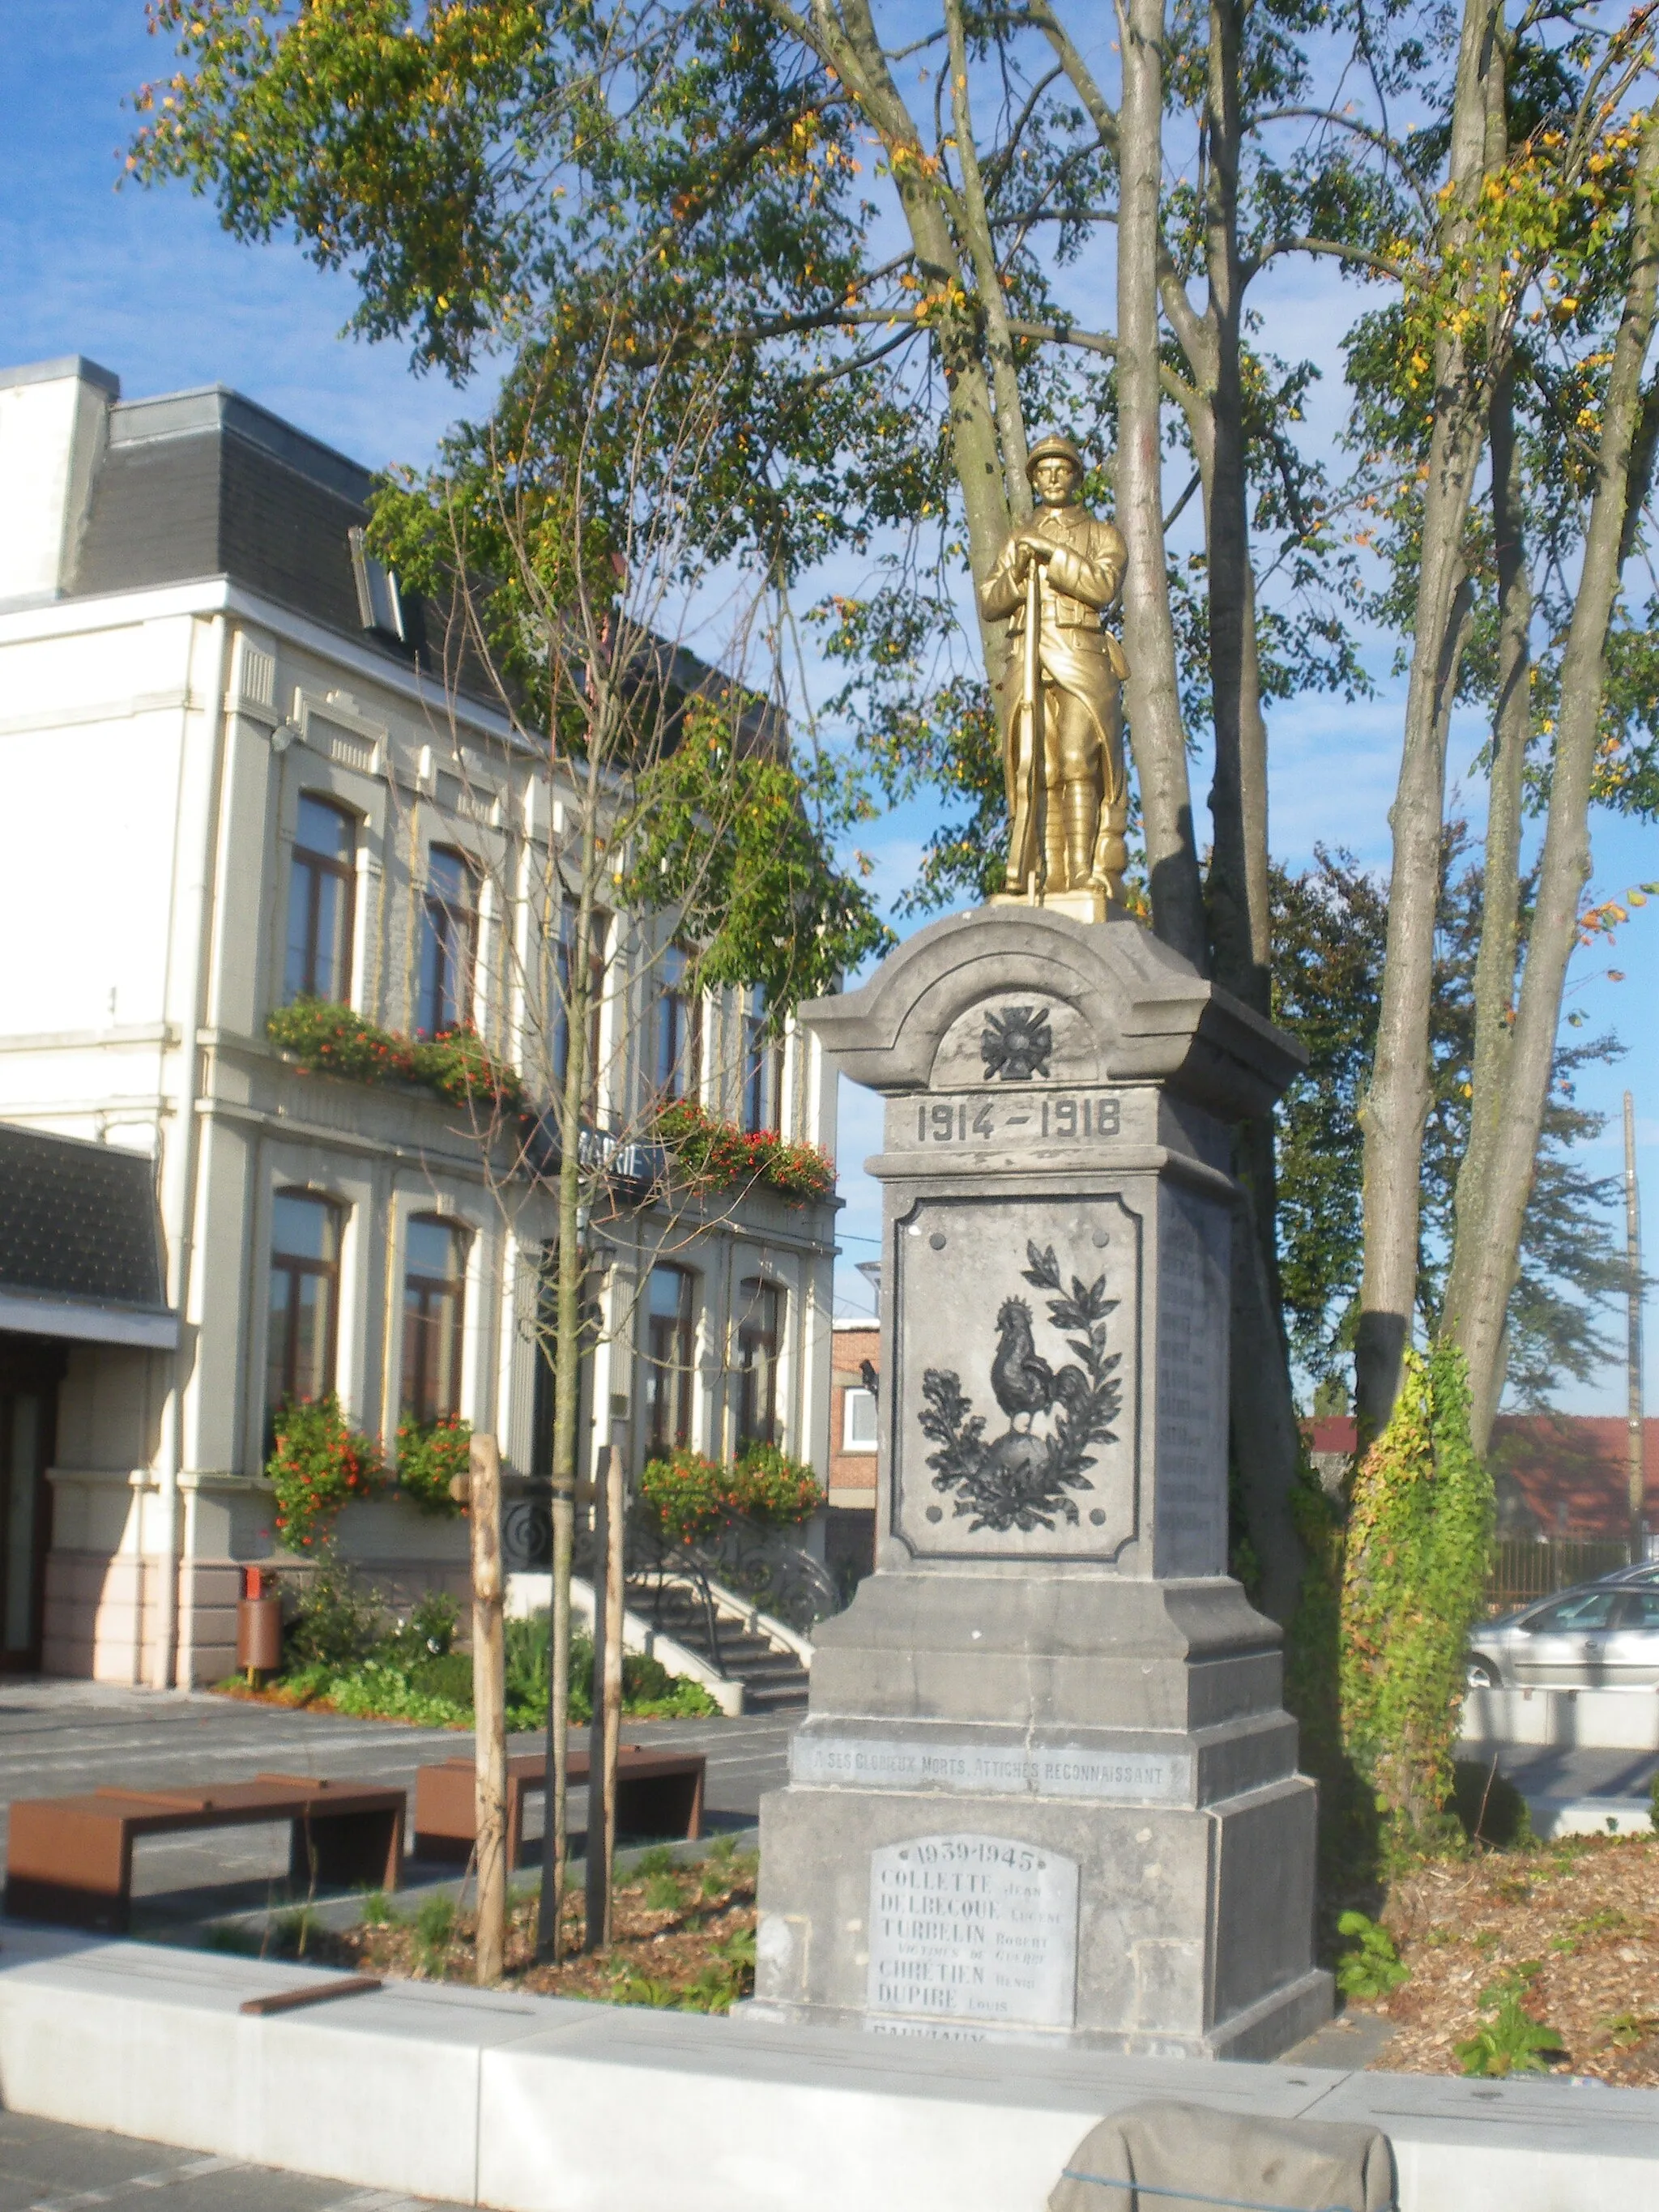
917;1239;1122;1533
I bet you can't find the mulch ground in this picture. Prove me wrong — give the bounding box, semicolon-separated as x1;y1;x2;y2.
288;1847;759;2010
266;1828;1659;2075
1346;1831;1659;2082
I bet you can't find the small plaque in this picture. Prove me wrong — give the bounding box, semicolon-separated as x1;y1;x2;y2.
867;1834;1078;2031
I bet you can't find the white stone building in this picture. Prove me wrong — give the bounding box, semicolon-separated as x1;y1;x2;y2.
0;354;839;1689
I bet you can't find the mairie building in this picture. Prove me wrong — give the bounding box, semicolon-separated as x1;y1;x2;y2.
0;353;838;1690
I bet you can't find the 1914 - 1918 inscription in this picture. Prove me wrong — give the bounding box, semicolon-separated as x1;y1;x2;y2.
867;1834;1079;2031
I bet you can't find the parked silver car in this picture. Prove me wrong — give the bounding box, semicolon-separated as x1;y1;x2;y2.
1468;1569;1659;1690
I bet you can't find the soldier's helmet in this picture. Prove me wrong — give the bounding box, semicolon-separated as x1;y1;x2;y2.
1026;433;1086;482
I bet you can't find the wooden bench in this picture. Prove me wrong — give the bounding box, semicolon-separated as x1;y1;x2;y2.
3;1773;406;1935
413;1744;704;1869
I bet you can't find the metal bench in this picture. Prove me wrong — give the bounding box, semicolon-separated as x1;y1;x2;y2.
3;1772;406;1934
413;1744;705;1868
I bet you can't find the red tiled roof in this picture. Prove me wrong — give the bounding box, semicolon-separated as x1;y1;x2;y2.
1299;1412;1659;1536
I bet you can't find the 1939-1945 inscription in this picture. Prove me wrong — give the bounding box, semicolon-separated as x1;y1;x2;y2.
868;1834;1079;2033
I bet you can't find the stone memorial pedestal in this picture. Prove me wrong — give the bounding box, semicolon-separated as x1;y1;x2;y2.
755;905;1333;2058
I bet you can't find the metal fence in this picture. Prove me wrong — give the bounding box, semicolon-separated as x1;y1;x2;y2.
1485;1535;1639;1614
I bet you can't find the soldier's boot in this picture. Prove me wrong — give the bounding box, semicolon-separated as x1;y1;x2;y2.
1064;779;1096;890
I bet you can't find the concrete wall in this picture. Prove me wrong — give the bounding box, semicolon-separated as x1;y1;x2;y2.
0;1929;1656;2212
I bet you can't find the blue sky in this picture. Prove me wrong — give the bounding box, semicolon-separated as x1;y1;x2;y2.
5;4;1654;1417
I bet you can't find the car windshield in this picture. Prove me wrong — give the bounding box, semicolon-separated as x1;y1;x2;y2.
1525;1590;1619;1632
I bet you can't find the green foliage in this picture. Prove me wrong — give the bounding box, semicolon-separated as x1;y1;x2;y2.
266;1395;384;1552
268;1584;711;1728
413;1893;458;1975
283;1559;386;1668
1449;1759;1535;1851
1456;1967;1567;2078
1650;1769;1659;1833
621;700;892;1015
633;1845;679;1878
271;1904;322;1957
1334;1912;1410;2000
386;1590;461;1664
1340;1345;1495;1852
655;1098;835;1204
395;1414;470;1518
638;1444;825;1549
201;1920;260;1955
267;1001;524;1114
1271;839;1626;1404
643;1870;685;1911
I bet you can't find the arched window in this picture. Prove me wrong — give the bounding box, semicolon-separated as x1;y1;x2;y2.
736;1276;783;1449
418;848;478;1035
645;1264;696;1454
403;1215;469;1422
284;795;356;1004
267;1190;343;1417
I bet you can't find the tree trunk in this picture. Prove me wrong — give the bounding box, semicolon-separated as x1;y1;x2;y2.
1118;0;1207;965
469;1430;507;1985
535;791;602;1962
1439;365;1530;1442
1443;112;1659;1447
1354;0;1504;1439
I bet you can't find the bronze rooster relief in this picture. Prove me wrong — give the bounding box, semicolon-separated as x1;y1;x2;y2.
917;1240;1123;1534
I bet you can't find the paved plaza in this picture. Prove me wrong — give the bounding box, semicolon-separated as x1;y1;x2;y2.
0;1681;791;1927
0;2112;465;2212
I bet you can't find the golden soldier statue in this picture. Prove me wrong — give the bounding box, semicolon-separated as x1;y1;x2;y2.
979;433;1129;914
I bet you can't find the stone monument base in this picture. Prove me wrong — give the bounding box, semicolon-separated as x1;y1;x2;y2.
756;1575;1333;2060
988;884;1114;923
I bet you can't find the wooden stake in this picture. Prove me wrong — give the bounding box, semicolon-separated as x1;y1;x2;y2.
584;1419;628;1950
469;1430;508;1985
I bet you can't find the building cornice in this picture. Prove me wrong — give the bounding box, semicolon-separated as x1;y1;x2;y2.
0;576;525;754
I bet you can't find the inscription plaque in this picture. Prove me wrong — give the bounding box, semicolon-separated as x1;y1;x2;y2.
868;1833;1078;2030
792;1733;1190;1804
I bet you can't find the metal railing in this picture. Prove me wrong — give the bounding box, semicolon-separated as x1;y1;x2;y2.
1485;1535;1639;1614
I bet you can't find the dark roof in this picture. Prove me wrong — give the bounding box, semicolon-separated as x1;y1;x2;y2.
68;386;424;666
0;1123;169;1313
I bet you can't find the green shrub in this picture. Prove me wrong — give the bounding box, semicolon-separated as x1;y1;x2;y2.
1334;1911;1410;2000
1449;1759;1535;1850
644;1870;685;1910
395;1415;469;1517
409;1651;475;1705
386;1590;460;1664
623;1651;673;1703
1456;1967;1566;2076
633;1846;679;1877
284;1561;386;1669
267;1395;385;1552
413;1893;458;1973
